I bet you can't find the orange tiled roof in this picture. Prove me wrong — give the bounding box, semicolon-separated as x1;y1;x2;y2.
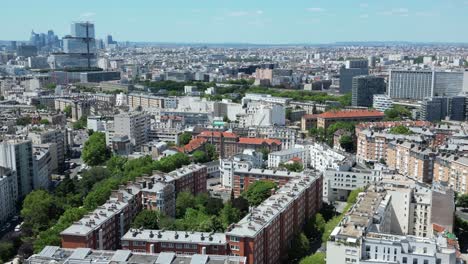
432;223;445;233
317;110;384;119
198;131;238;138
238;137;281;145
177;137;207;153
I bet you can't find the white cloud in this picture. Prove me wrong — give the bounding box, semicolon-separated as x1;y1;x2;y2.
79;12;96;19
256;10;264;15
228;11;249;17
379;8;409;17
360;3;369;8
360;14;369;19
306;7;325;12
415;11;438;17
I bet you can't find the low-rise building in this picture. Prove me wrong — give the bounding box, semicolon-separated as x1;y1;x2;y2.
316;109;384;130
268;148;307;168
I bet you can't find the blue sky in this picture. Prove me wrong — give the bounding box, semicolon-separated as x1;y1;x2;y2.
1;0;468;43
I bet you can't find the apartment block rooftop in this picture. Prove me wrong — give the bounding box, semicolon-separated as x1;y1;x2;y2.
27;246;247;264
122;229;226;246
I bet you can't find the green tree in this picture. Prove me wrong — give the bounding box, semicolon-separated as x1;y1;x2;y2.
457;194;468;208
73;116;87;130
21;190;61;235
132;210;163;229
45;83;57;90
179;132;192;146
299;252;326;264
339;135;354;152
242;180;277;206
305;213;326;238
16;116;32;126
219;203;241;229
259;147;270;161
389;125;413;135
289;232;310;262
82;132;110;166
280;161;304;172
193;150;209;163
39;119;50;125
0;242;14;263
63;105;72;118
176;192;196;217
384;105;411;121
205;197;224;215
232;196;250;215
205;144;218;160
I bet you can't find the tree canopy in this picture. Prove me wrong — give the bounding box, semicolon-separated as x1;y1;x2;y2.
389;125;413;135
82;132;110;166
179;132;192;146
339;135;354;152
241;180;277;206
384;105;411;121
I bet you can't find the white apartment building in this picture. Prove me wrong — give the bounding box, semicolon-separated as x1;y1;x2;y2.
373;94;393;112
323;168;382;202
239;102;285;127
0;167;17;225
326;186;459;264
87;116;106;132
268;148;308;168
241;93;291;106
28;129;66;173
114;112;151;151
32;148;51;190
307;143;349;173
248;126;297;150
220;149;263;188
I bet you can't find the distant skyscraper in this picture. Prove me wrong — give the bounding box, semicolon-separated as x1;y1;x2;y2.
339;60;369;93
368;56;376;68
352;75;386;107
49;22;97;69
420;96;466;121
388;70;464;100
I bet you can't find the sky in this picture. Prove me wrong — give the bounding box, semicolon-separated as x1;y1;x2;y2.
1;0;468;44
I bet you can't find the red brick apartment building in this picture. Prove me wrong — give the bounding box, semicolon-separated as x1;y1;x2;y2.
61;183;142;250
120;173;322;264
194;131;281;158
226;173;322;264
165;164;207;195
316;109;384;129
61;164;208;249
121;230;228;255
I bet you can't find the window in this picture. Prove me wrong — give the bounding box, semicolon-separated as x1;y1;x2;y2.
176;243;183;249
413;259;418;264
230;245;240;251
423;247;427;253
230;236;240;242
403;257;407;264
424;260;429;264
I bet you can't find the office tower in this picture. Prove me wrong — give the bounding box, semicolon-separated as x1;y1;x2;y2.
420;96;466;122
339;60;369;93
0;140;34;198
48;22;97;69
114;112;151;151
433;71;464;96
352;75;386;107
388;70;464;100
10;41;17;51
368;55;376;68
16;45;38;57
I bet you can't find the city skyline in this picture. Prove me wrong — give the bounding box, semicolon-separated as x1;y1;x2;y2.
2;0;468;44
